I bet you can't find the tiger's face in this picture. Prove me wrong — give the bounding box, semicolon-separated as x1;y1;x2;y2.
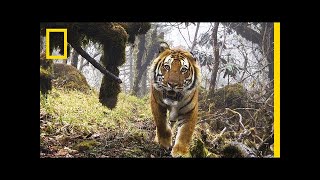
151;43;200;106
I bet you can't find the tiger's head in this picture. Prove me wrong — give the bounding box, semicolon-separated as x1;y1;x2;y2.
151;42;201;106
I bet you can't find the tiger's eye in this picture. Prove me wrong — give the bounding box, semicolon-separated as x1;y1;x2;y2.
181;67;188;73
164;65;170;70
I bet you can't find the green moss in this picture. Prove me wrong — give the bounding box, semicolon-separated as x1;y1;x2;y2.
52;63;90;93
190;138;219;158
123;147;144;158
118;22;151;43
99;66;120;109
74;140;99;152
208;83;247;109
40;53;53;95
221;142;256;158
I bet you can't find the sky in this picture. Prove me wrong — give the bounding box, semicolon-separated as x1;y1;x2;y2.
162;22;212;52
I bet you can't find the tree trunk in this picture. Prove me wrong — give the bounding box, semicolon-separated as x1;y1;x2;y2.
190;22;200;52
79;57;84;71
261;23;274;81
132;28;162;96
141;71;147;95
70;49;79;68
132;34;146;96
209;22;220;91
129;46;134;91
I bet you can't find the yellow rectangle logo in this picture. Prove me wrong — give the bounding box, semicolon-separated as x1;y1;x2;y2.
46;28;67;59
274;22;280;158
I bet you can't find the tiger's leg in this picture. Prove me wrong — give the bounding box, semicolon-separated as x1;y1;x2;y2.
171;103;198;157
151;92;172;149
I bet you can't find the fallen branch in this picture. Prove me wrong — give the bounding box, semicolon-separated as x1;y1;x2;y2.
68;40;122;84
212;127;227;144
225;108;245;130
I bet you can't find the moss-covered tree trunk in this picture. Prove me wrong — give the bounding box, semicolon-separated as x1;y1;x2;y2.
132;34;146;96
40;53;53;95
99;25;127;109
99;65;121;109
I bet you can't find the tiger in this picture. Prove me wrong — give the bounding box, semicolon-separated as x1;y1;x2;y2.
150;42;201;157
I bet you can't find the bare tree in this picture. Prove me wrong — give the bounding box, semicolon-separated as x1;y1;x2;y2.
70;49;79;68
209;22;220;90
190;22;200;52
132;34;146;96
129;46;134;91
132;27;163;96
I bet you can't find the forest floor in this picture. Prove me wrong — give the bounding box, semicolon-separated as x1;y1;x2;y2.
40;89;172;158
40;87;274;158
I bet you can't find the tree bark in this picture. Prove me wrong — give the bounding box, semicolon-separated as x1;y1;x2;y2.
70;49;79;68
132;34;146;96
129;46;134;91
132;28;162;96
261;23;274;81
209;22;220;90
190;22;200;52
141;71;147;95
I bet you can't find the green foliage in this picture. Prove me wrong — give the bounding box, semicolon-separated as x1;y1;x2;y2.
40;88;152;136
74;140;99;152
190;138;219;158
40;53;53;95
221;62;241;78
52;63;90;93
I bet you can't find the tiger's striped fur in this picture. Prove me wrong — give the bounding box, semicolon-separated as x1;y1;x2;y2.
150;43;201;157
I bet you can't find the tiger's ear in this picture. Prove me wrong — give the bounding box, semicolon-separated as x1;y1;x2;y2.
190;51;197;61
159;42;170;54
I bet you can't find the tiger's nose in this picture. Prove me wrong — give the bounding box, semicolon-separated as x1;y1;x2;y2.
168;82;178;88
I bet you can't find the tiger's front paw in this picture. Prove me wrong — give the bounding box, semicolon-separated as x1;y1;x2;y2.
171;143;190;157
155;129;172;150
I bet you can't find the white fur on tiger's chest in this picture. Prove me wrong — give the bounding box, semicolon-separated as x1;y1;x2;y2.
169;107;178;122
163;98;179;106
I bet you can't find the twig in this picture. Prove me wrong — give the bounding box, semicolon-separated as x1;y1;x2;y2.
240;63;270;83
176;25;191;49
212;127;227;143
197;117;219;124
197;112;227;124
219;127;227;136
225;108;245;130
258;133;274;153
234;108;259;111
